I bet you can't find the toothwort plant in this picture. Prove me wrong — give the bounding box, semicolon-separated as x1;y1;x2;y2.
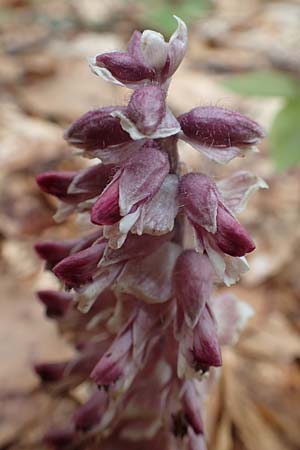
35;17;267;450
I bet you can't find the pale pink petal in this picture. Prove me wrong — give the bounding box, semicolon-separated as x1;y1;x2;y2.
75;263;123;313
211;293;254;346
217;171;268;214
202;233;249;286
99;233;172;267
119;142;169;215
133;175;179;236
140;30;168;71
165;16;188;78
116;242;181;303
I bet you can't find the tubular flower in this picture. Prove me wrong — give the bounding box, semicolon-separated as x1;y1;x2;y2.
34;16;266;450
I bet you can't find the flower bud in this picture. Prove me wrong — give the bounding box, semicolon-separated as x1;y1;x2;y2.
179;173;219;233
64;107;132;150
178;106;265;163
173;251;214;328
127;86;166;135
214;204;255;257
35;239;78;268
44;426;75;449
34;362;67;383
178;106;265;148
37;290;72;318
192;305;222;370
53;242;106;288
35;230;102;269
36;171;77;203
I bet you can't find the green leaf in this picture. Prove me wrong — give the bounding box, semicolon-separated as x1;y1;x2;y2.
270;99;300;170
139;0;211;37
222;71;298;97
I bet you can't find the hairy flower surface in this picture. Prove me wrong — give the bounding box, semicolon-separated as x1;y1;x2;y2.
35;16;266;450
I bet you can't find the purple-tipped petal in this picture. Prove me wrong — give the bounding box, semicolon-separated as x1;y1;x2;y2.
64;107;131;150
173;251;214;328
127;86;166;135
37;290;72;318
36;171;76;202
73;390;108;431
35;239;78;267
91;175;122;226
215;205;255;257
53;242;106;287
91;326;132;386
192;305;222;369
34;362;67;383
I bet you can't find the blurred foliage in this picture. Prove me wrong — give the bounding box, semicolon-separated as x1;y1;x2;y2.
223;71;300;170
132;0;211;36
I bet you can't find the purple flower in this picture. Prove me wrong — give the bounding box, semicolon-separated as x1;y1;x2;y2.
89;16;187;89
34;16;266;450
64;106;132;151
178;106;265;163
91;141;169;227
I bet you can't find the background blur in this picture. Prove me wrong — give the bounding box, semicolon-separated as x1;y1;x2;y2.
0;0;300;449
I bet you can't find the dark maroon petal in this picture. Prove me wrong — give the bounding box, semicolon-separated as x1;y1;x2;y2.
34;362;67;382
35;239;77;267
73;390;108;431
44;425;75;449
53;242;106;287
64;107;132;150
173;251;214;328
37;290;72;318
91;177;121;225
96;52;155;83
178;106;265;149
127;86;166;135
215;205;255;257
36;171;76;199
192;305;222;369
69;163;116;198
